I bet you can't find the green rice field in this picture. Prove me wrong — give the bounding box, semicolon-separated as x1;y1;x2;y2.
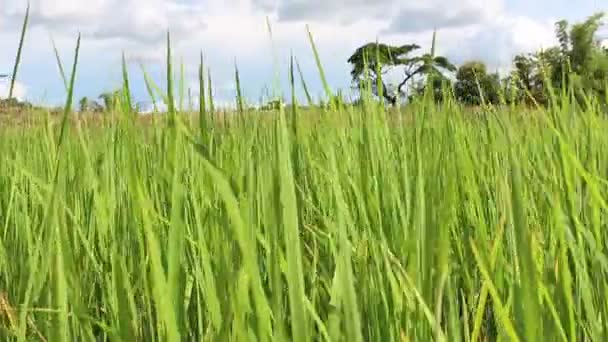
1;8;608;342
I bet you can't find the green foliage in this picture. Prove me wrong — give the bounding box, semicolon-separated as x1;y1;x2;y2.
347;42;421;81
8;2;29;100
348;30;456;105
3;7;608;342
568;12;605;74
409;74;453;104
3;80;608;341
508;52;551;105
78;96;104;113
410;30;457;78
78;96;88;112
454;61;501;105
507;12;607;106
98;90;122;111
347;42;421;104
347;13;606;109
261;98;285;110
0;97;34;111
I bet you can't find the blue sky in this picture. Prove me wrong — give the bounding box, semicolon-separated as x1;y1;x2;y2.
0;0;605;108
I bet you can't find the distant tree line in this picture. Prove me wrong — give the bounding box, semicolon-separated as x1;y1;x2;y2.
347;12;608;108
4;12;605;115
78;90;122;113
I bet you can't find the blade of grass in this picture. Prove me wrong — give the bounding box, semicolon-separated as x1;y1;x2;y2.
166;31;176;124
50;34;68;92
139;62;159;112
121;51;132;115
306;25;333;108
275;105;309;342
295;57;314;106
8;1;30;100
470;240;521;342
199;52;207;136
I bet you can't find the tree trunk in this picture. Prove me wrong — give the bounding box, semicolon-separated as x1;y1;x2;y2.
383;92;397;105
397;66;423;96
375;79;397;105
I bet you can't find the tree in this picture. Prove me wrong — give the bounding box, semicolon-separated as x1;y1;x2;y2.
404;30;458;104
347;30;456;105
347;42;421;105
79;96;89;112
260;98;286;111
568;13;605;74
454;61;501;105
546;13;607;101
504;12;606;107
409;30;457;81
512;54;535;94
409;74;453;104
98;90;121;111
570;13;608;104
78;96;104;113
510;48;564;105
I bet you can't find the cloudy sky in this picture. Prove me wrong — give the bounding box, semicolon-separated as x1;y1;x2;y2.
0;0;605;107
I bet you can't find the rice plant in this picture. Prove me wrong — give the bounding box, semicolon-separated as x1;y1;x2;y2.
1;8;608;342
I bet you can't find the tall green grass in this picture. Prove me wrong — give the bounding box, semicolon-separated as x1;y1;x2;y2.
6;2;29;100
2;11;608;342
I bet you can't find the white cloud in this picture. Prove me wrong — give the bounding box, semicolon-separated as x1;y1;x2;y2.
0;0;568;105
2;0;207;44
244;0;556;72
253;0;505;33
0;79;27;101
384;0;504;33
445;15;557;71
254;0;397;23
2;0;551;71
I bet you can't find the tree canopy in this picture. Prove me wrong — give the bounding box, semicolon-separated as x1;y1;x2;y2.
347;12;607;108
347;30;456;105
454;61;501;105
347;42;421;105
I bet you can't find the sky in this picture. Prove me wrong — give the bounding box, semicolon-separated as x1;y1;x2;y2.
0;0;606;108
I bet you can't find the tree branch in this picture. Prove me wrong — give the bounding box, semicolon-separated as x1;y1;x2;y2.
397;65;424;96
